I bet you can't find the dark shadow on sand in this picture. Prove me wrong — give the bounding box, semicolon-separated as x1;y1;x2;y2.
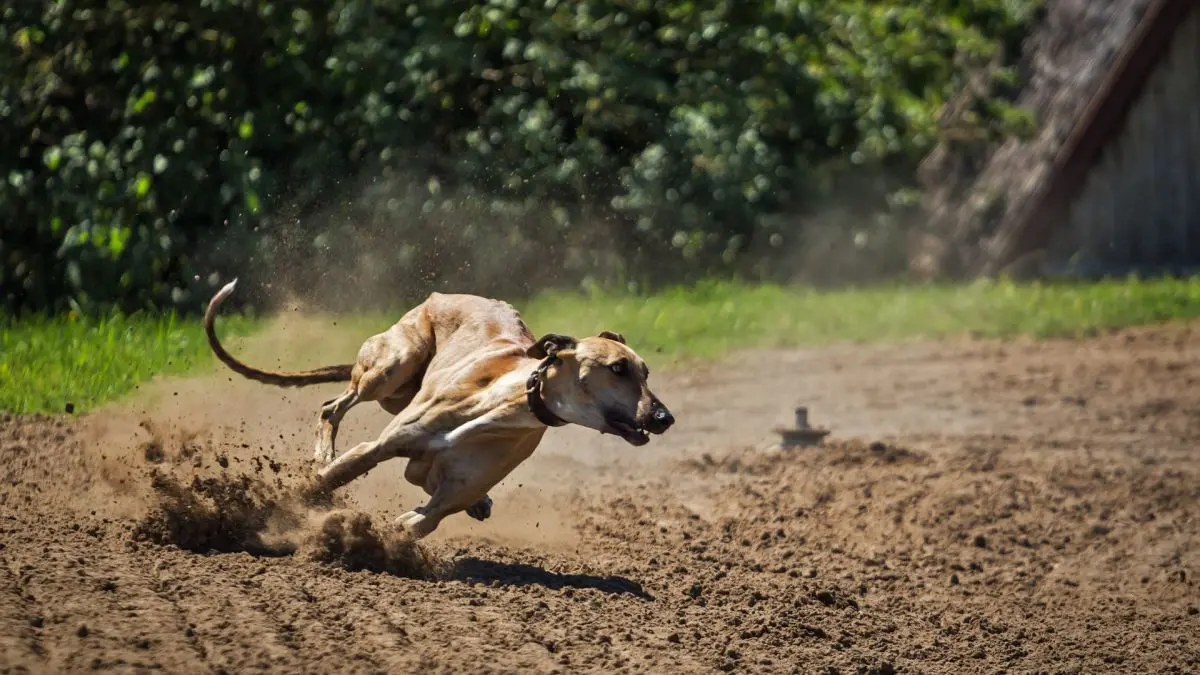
450;558;654;600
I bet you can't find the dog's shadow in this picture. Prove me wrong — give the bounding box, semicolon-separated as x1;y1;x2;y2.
449;557;654;600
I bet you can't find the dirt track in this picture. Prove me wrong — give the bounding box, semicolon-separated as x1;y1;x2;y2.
2;323;1199;674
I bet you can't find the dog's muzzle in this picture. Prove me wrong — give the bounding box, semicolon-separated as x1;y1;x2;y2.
606;400;674;446
645;401;675;435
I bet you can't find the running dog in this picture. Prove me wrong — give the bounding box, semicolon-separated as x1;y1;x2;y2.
204;281;675;538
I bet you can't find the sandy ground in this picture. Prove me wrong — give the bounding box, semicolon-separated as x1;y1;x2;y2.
1;321;1198;674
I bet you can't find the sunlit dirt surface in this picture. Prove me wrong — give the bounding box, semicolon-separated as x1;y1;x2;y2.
2;324;1198;673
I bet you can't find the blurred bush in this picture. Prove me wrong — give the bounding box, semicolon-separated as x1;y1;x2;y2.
0;0;1039;315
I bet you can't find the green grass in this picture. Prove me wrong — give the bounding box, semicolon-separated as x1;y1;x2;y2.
517;276;1200;362
5;276;1200;415
0;312;257;415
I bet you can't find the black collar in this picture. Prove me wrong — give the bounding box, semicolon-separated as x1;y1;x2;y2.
525;355;568;427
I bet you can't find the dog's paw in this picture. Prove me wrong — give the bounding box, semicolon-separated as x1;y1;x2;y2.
395;510;424;527
466;495;493;521
395;509;434;539
312;445;335;466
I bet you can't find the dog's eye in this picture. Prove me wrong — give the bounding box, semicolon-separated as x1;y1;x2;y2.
609;362;627;376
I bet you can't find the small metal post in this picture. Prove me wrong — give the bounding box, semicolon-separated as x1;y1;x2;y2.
773;406;831;449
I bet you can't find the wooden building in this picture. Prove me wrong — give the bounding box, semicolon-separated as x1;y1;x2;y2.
916;0;1200;280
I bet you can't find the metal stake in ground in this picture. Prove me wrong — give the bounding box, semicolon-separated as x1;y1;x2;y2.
773;407;831;449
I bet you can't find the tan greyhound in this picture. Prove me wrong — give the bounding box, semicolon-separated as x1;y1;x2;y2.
204;281;675;538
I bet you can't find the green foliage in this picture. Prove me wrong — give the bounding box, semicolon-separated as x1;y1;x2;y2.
1;0;1040;315
0;310;257;414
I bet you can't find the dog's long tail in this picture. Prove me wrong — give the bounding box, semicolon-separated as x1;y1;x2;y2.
204;279;354;387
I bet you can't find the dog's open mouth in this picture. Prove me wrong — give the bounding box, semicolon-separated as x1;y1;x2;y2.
607;418;650;446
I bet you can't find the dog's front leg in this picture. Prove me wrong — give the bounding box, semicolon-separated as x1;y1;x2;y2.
394;476;471;539
314;440;391;491
315;419;434;492
395;432;541;538
402;456;489;520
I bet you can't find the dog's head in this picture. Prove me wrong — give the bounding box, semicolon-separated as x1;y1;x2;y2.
528;331;674;446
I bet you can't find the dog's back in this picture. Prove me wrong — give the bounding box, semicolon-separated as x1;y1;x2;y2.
413;292;538;387
424;293;534;344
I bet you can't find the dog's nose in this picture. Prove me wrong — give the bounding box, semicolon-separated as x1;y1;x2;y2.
649;403;674;432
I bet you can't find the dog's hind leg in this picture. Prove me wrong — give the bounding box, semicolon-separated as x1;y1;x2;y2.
313;306;433;464
314;385;361;464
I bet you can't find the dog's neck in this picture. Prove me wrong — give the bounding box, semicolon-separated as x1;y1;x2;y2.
525;356;568;427
520;356;601;431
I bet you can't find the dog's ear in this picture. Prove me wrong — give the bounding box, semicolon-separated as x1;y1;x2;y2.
597;330;626;344
527;333;577;359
